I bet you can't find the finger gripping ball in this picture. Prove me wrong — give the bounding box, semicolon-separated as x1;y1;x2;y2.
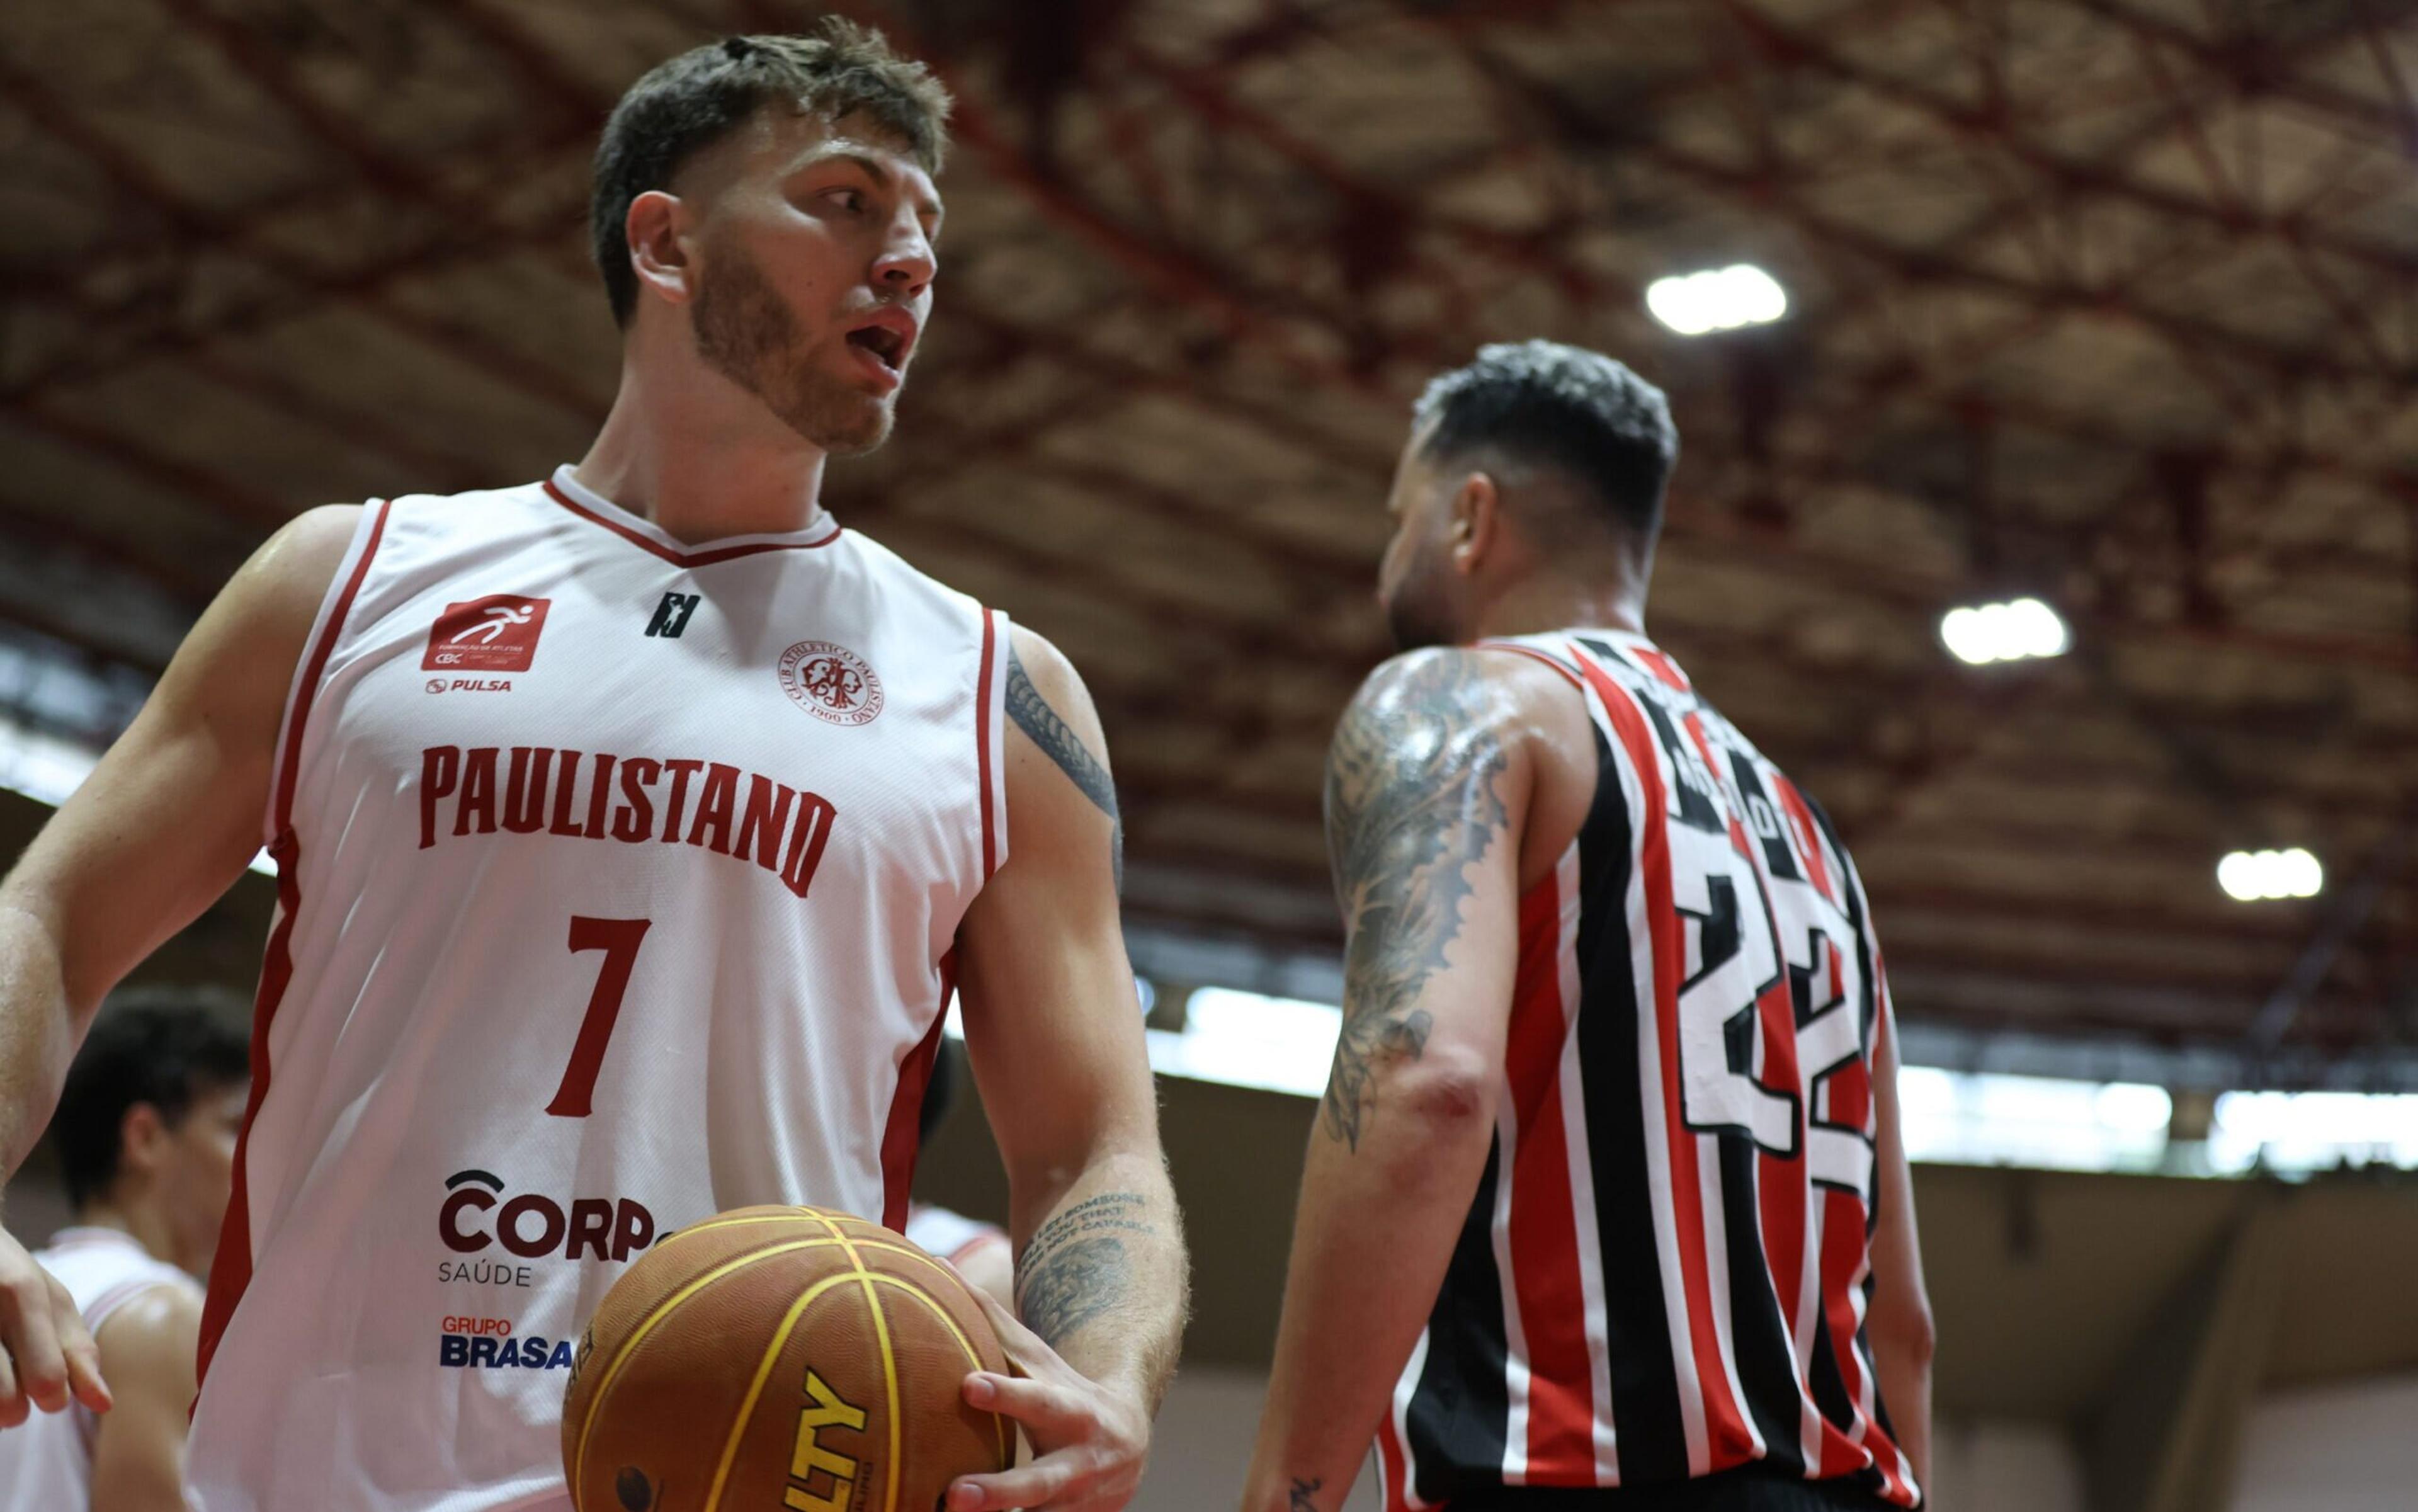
564;1205;1011;1512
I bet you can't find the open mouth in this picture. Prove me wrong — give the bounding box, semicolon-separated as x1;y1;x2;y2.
846;323;909;373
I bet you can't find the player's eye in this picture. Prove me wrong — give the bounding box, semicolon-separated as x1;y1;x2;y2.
825;188;866;213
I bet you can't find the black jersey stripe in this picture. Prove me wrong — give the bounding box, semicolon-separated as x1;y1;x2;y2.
1406;1139;1513;1502
1717;1135;1810;1475
1568;722;1691;1486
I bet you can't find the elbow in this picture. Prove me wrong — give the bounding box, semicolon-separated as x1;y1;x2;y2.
1400;1043;1494;1128
1371;1040;1497;1146
1876;1296;1937;1371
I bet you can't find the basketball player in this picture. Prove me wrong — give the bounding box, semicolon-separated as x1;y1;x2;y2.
0;25;1184;1511
0;993;247;1510
1244;343;1933;1511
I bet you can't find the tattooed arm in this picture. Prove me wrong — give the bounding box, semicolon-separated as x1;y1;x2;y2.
951;625;1188;1512
1244;648;1530;1512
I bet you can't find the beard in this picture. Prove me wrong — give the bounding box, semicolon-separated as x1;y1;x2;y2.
1380;550;1459;652
691;247;895;456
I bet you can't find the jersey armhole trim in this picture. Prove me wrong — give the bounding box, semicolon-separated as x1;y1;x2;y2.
977;607;1010;880
1475;638;1586;688
261;500;392;847
1561;641;1654;839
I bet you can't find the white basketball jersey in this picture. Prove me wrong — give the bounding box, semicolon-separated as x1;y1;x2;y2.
902;1202;1009;1268
187;468;1010;1511
0;1227;201;1512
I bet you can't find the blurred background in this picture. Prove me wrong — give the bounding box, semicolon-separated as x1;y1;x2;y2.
2;1;2415;1508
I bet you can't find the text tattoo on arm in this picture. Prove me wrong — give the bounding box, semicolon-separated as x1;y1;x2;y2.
1321;653;1509;1151
1013;1191;1155;1350
1006;645;1123;892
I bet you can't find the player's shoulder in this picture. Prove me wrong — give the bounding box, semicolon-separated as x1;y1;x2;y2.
1004;622;1084;698
1345;644;1575;742
91;1282;202;1377
249;503;363;587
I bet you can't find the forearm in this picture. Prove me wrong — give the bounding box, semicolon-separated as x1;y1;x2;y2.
1244;1055;1496;1512
1011;1145;1188;1413
0;896;84;1186
1872;1326;1933;1492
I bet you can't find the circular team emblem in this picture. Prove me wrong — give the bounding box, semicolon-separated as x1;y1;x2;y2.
778;640;883;726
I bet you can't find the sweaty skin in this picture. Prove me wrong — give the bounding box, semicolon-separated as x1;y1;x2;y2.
1242;410;1933;1510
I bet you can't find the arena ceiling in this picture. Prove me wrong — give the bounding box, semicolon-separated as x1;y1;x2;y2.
1;0;2414;1074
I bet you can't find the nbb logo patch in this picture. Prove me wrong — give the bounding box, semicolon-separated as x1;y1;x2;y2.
424;595;551;673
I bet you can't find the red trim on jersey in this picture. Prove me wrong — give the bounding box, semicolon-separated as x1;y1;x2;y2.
1504;867;1598;1481
1376;1402;1413;1512
198;500;392;1390
1577;657;1759;1471
540;479;841;565
1628;645;1692;693
881;952;956;1231
1477;640;1584;688
975;609;1000;879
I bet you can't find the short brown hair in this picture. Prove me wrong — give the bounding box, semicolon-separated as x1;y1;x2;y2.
589;21;953;327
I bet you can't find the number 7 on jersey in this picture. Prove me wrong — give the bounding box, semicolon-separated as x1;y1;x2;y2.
545;916;650;1118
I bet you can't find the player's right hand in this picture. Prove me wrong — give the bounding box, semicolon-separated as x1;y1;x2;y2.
0;1226;110;1428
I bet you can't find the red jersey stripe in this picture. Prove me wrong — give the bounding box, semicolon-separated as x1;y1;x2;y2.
1575;658;1759;1470
881;951;956;1231
1503;860;1598;1482
198;499;392;1389
975;609;1000;878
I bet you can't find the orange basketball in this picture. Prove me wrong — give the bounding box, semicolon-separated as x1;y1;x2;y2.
562;1205;1013;1512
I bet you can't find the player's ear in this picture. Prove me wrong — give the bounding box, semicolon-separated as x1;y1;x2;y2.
626;190;695;308
1450;470;1498;577
117;1101;168;1179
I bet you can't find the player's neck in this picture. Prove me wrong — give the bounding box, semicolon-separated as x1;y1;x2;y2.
574;369;832;545
75;1197;179;1270
1471;571;1647;643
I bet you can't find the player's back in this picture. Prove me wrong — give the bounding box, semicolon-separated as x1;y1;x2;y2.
0;1227;200;1511
1378;630;1919;1509
186;470;1011;1510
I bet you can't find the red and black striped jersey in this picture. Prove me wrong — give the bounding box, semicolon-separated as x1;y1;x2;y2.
1375;630;1920;1509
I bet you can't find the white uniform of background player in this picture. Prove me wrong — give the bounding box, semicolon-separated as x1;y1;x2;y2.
0;1229;200;1511
185;472;1009;1508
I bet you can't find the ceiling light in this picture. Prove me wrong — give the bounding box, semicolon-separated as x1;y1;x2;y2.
1645;263;1788;336
2216;848;2323;902
1939;597;2069;665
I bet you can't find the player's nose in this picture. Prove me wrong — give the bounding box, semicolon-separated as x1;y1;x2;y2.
873;220;936;296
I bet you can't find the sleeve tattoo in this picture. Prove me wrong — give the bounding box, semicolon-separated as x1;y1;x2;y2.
1006;644;1123;892
1320;652;1509;1151
1014;1190;1155;1348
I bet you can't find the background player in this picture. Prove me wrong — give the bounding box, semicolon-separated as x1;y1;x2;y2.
0;25;1184;1512
1244;343;1933;1511
0;993;247;1511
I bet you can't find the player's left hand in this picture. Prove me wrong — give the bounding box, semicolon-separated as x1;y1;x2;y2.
946;1288;1149;1512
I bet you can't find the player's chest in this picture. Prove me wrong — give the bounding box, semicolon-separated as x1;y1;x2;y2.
321;560;967;838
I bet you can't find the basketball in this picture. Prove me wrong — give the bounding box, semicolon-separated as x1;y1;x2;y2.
561;1205;1013;1512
